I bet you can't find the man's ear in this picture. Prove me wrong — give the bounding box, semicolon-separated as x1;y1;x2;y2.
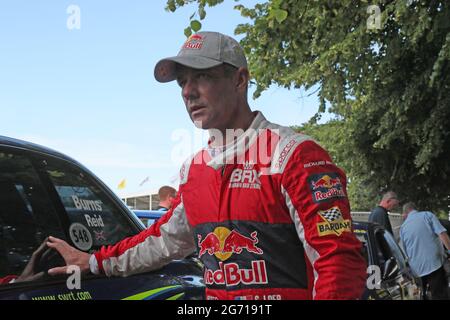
236;67;249;91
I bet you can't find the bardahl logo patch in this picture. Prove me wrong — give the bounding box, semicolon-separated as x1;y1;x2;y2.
317;206;351;237
308;172;346;203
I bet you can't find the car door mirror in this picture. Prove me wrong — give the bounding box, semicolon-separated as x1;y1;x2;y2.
382;256;399;280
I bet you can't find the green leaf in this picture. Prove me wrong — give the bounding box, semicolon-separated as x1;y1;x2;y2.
167;0;176;12
273;9;288;23
184;27;192;38
272;0;282;8
190;20;202;32
199;6;206;20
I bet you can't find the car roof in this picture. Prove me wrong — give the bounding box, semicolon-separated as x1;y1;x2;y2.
0;135;82;166
0;135;145;231
133;210;165;219
0;134;108;190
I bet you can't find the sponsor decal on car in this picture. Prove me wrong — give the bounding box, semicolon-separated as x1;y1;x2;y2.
94;230;106;241
69;223;93;251
31;291;93;301
84;214;104;228
122;285;185;300
72;195;103;212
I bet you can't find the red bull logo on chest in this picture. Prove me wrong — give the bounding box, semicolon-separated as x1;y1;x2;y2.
204;260;268;287
197;227;263;260
198;227;267;287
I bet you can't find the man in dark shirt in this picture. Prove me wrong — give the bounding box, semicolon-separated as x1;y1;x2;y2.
368;191;399;234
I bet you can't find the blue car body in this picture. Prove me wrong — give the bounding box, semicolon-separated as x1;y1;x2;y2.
132;210;164;228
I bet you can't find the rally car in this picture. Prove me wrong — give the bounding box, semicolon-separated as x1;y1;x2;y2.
352;221;422;300
0;135;204;300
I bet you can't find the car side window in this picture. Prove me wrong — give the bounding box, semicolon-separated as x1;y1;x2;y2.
383;230;407;270
374;230;392;267
353;229;369;262
40;157;137;252
0;150;66;283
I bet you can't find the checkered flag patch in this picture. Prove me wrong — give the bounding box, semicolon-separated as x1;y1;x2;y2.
319;207;343;222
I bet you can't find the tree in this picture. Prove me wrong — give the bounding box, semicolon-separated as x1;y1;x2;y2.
165;0;450;214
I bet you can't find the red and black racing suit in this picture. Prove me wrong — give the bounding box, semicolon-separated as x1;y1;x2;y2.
91;111;367;300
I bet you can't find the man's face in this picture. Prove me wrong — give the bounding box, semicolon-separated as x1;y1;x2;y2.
176;65;238;131
386;197;399;211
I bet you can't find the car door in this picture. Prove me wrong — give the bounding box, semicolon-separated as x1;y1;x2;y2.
0;146;203;300
371;226;421;300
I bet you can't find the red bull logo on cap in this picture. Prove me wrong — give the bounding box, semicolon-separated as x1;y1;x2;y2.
308;172;346;203
183;34;204;50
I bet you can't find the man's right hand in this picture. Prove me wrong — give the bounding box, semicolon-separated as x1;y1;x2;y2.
46;236;91;276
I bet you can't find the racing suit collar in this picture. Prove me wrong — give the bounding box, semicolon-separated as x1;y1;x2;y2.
206;111;268;169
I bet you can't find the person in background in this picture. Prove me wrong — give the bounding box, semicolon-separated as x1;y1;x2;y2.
400;202;450;300
156;186;177;212
368;191;399;235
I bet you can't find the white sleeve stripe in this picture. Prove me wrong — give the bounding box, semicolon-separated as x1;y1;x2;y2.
102;199;195;277
89;254;99;275
281;185;320;299
270;133;313;174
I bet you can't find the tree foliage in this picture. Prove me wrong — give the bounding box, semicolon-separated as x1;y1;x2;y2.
165;0;450;213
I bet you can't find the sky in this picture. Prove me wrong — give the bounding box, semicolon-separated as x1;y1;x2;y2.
0;1;327;197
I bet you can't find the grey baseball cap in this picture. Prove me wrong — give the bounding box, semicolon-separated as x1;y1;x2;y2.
154;31;248;83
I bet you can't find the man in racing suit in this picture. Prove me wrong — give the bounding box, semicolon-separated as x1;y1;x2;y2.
47;31;367;300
